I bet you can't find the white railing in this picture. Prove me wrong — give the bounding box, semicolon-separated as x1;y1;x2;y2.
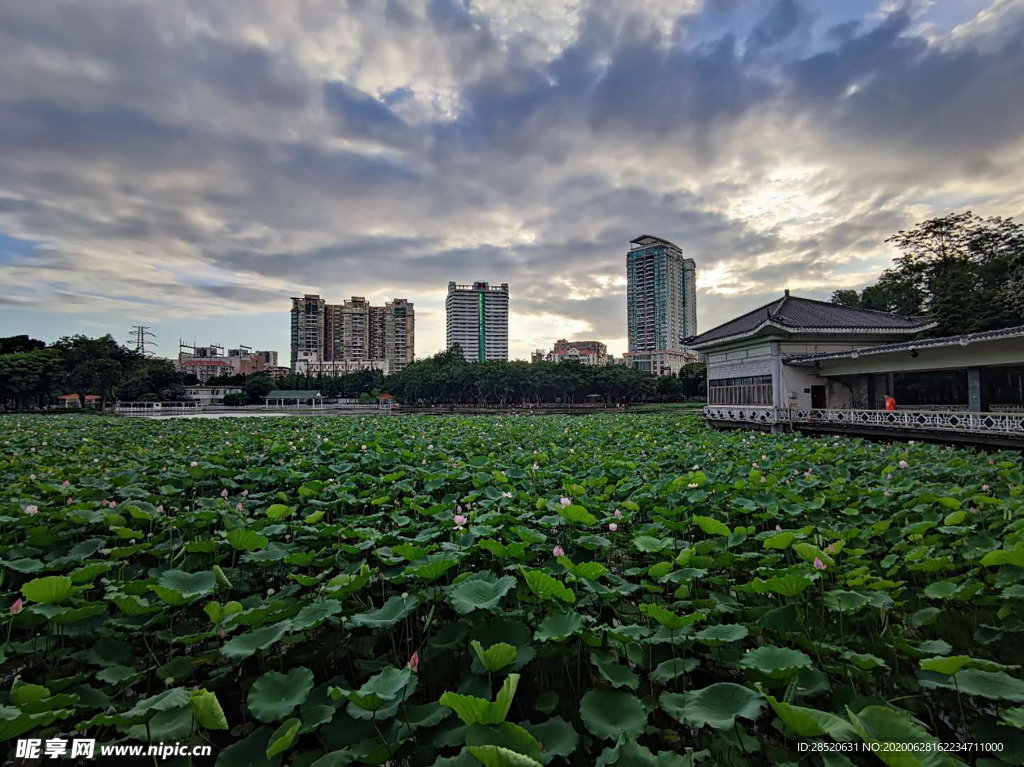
703;405;787;424
115;402;202;417
704;406;1024;437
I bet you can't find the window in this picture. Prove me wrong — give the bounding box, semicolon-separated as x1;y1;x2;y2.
709;375;773;405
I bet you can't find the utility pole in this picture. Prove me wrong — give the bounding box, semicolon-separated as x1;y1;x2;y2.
129;326;157;357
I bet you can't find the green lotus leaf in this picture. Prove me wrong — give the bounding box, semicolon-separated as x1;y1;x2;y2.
694;623;748;646
793;543;834;567
763;574;815;597
763;532;795;550
221;620;292;660
466;746;543;767
214;725;281;767
557;557;606;580
292;599;344;631
948;669;1024;701
350;595;419;627
534;611;584;642
739;645;813;681
158;569;216;598
595;736;690;767
632;536;671;553
191;688;229;730
651;658;699;684
521;716;578;758
660;683;764;730
847;705;954;767
471;641;518;673
266;718;301;759
466;722;544;764
441;674;520;725
920;656;971;676
558;504;596;526
824;590;873;613
842;651;888;671
981;549;1024;567
522;570;575;604
640;604;706;631
766;695;857;741
591;651;640;690
579;688;647;740
691;516;730;536
21;576;73;604
226;529;269;551
449;572;517;615
248;667;315;723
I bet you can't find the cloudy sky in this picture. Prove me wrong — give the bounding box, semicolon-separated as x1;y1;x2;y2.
1;0;1023;361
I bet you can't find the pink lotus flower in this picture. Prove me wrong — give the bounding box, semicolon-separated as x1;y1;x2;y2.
560;497;571;507
218;628;226;640
23;505;38;516
62;480;70;488
190;461;198;467
428;444;433;450
66;497;73;505
407;651;420;673
162;466;167;471
775;524;782;532
454;514;468;526
614;509;622;518
220;489;229;498
813;557;826;570
236;502;244;511
982;484;990;491
457;505;462;513
608;523;618;532
898;460;909;468
466;503;472;510
10;598;23;615
827;543;835;554
156;505;164;513
553;545;565;557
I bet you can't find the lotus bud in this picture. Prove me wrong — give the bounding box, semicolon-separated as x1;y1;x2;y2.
813;557;826;570
553;545;565;557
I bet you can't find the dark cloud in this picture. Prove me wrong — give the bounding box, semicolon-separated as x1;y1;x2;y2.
0;0;1022;355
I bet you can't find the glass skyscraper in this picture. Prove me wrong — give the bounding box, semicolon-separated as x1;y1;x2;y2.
625;235;697;375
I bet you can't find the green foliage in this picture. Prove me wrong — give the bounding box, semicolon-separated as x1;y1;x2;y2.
2;412;1023;764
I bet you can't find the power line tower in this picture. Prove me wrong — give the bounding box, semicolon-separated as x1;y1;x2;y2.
129;325;157;357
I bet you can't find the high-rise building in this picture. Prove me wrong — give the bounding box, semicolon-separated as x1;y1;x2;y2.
446;282;509;362
290;294;325;370
385;298;415;373
291;294;414;372
624;235;698;376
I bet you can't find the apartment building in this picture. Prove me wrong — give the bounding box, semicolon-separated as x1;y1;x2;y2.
446;281;509;362
624;235;697;375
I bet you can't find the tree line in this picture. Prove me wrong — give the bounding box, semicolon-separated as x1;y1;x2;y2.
209;349;708;407
831;212;1024;336
0;335;192;411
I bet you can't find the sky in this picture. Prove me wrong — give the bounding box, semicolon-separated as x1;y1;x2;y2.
1;0;1023;361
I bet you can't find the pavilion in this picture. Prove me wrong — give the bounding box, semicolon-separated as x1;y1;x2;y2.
263;390;324;408
689;292;1024;445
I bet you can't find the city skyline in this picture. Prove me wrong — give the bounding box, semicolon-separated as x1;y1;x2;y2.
2;2;1023;360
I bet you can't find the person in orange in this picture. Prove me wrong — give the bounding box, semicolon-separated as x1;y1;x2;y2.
885;395;896;411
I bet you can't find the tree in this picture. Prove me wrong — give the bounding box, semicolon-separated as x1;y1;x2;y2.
839;212;1023;336
52;335;141;409
0;335;46;355
0;348;63;410
115;358;187;402
830;290;860;307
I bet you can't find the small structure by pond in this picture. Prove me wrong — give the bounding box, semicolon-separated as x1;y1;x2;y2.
263;390;324;409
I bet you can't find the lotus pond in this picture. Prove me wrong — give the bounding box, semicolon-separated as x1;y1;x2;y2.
3;413;1024;766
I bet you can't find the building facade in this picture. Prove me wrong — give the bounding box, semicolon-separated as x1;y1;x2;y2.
626;235;697;375
291;294;414;372
446;282;509;362
177;344;279;382
543;339;609;366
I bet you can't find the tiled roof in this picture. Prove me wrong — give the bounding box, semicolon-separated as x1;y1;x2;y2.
265;390;322;398
688;293;936;347
785;324;1024;364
